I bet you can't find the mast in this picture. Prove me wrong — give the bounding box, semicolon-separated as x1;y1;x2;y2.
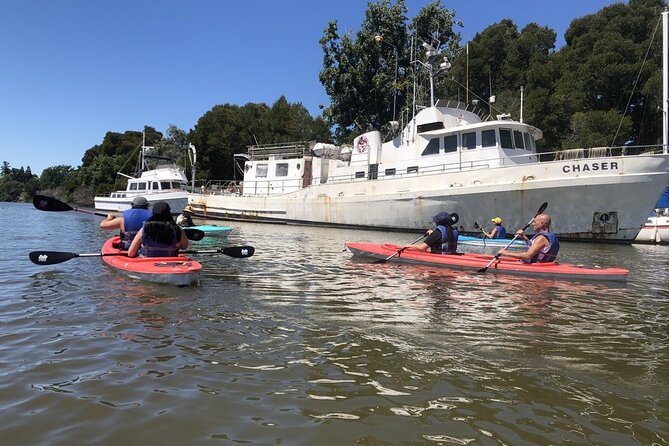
662;11;669;154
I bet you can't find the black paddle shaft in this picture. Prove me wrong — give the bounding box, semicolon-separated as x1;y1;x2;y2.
29;245;255;265
33;194;204;240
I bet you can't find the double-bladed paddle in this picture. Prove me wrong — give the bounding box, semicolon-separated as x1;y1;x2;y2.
474;221;486;247
29;245;255;266
476;201;548;273
372;233;427;264
32;194;205;241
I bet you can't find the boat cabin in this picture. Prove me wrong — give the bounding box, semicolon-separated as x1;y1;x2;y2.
110;165;188;198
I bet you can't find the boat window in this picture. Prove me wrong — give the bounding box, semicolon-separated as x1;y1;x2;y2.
129;183;138;191
499;129;513;149
172;182;182;189
355;171;365;178
161;181;171;190
407;166;419;174
523;133;534;150
257;164;268;178
275;163;289;177
138;182;147;191
152;181;159;190
385;168;396;176
417;122;444;133
481;130;496;148
462;132;476;150
421;138;440;156
513;130;525;149
444;135;458;153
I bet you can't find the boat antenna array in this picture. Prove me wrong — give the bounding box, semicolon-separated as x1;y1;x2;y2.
412;39;451;107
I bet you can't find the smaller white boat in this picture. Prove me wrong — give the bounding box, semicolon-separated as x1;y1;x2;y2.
94;134;195;214
634;209;669;244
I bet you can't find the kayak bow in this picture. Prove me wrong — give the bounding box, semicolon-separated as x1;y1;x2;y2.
102;237;202;286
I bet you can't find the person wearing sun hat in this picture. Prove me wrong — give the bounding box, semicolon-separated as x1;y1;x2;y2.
99;195;153;250
483;216;507;239
127;201;188;257
403;211;460;254
176;205;195;227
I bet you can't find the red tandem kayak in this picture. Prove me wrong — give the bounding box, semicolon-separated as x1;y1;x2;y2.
102;237;202;286
345;242;629;282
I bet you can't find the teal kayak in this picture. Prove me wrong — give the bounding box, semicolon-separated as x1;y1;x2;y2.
188;225;232;237
457;235;526;248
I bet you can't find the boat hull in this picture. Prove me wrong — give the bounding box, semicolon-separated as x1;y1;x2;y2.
633;214;669;244
95;191;188;214
190;153;669;243
101;237;201;286
188;225;232;237
345;242;629;282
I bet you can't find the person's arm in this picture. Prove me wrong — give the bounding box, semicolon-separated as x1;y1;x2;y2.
403;229;438;251
100;215;123;231
498;235;548;260
483;227;498;238
402;241;429;252
177;228;189;250
127;229;143;257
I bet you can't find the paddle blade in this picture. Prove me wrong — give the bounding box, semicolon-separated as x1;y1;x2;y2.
221;245;255;258
29;251;78;265
184;228;205;241
33;195;73;212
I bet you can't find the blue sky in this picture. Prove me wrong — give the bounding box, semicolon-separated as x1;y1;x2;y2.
0;0;623;175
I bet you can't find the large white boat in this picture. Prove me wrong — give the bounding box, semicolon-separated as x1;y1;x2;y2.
94;137;195;214
188;15;669;243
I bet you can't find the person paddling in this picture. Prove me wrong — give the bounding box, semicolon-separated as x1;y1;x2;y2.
498;213;559;263
128;201;188;258
483;216;507;239
403;211;459;254
99;196;152;250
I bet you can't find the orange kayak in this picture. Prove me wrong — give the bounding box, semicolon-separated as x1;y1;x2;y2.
101;237;202;286
345;242;628;282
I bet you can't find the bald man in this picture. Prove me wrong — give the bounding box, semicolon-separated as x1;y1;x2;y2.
498;213;559;263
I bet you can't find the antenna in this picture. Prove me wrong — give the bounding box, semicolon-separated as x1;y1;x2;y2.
466;43;469;104
520;86;524;123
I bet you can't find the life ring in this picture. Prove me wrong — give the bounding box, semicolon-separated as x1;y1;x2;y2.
356;136;369;153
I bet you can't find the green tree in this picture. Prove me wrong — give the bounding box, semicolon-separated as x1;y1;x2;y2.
40;165;75;190
320;0;412;141
562;110;633;149
0;161;39;202
553;0;665;148
189;98;331;181
155;124;189;167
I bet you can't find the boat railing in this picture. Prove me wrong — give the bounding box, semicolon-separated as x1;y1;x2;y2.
536;144;662;162
246;141;313;161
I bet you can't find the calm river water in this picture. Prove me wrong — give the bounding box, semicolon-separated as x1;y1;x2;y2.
1;201;668;445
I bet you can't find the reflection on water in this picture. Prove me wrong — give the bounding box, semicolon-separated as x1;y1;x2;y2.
1;202;668;445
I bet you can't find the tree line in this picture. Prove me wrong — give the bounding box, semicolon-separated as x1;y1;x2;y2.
2;0;665;204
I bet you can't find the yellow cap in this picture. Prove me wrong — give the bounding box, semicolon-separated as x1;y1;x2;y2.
491;217;502;224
